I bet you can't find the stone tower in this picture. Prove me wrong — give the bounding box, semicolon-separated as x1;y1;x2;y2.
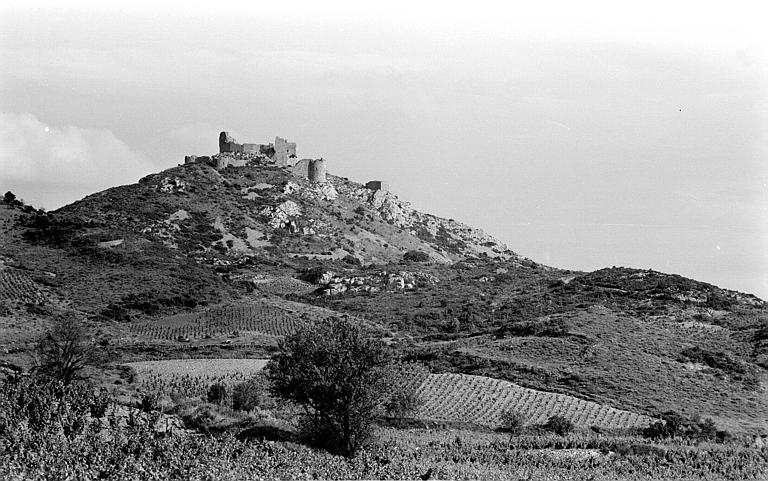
219;132;240;153
308;159;327;183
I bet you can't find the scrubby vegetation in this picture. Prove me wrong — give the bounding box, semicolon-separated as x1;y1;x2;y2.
403;250;430;262
1;374;766;481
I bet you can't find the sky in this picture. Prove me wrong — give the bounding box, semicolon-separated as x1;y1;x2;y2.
1;1;767;298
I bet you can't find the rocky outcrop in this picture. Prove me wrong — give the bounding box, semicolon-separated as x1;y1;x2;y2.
260;200;301;230
157;176;187;193
308;269;439;296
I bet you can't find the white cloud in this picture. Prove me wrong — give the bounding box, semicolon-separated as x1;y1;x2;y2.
0;112;157;209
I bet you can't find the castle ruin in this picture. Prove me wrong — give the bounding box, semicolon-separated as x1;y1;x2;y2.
185;132;328;182
218;132;297;167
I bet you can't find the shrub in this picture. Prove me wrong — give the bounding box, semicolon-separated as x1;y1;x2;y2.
34;315;97;383
207;383;228;405
403;250;430;263
500;409;526;436
679;346;745;374
139;390;161;412
3;191;17;205
232;374;275;412
543;415;574;436
642;411;728;441
342;254;361;266
267;317;423;457
0;375;111;442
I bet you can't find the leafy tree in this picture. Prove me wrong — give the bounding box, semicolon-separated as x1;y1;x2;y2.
34;315;97;383
543;415;575;436
3;191;16;204
266;317;421;457
500;409;526;437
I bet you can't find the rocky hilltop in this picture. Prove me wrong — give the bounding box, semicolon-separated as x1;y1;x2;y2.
60;158;517;267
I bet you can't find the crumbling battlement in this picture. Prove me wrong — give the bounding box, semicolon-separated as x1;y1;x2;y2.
219;132;296;166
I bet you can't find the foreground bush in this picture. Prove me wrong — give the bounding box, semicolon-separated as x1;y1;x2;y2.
0;374;110;447
267;317;423;457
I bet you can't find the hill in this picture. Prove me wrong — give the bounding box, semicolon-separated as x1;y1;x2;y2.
0;143;766;436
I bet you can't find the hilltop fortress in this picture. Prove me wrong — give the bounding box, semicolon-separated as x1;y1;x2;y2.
185;131;387;190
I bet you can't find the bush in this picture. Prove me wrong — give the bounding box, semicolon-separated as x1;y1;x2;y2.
267;317;423;457
642;411;728;441
403;250;430;263
679;346;745;374
499;409;526;436
341;254;361;266
543;415;574;436
34;315;97;383
3;191;17;205
207;383;228;405
232;374;275;412
139;390;161;412
0;375;111;442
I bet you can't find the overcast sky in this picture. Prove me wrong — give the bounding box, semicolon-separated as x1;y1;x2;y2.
1;1;766;298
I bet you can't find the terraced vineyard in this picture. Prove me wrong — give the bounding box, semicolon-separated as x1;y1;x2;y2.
0;268;57;305
257;297;392;336
130;298;390;341
416;373;655;430
129;301;308;340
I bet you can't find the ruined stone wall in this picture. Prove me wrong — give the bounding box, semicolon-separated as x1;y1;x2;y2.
365;180;389;192
242;143;268;153
215;156;249;169
290;159;312;178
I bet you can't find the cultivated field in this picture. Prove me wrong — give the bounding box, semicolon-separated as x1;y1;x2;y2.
126;358;269;398
129;302;308;340
129;298;389;341
416;373;655;430
0;268;56;306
